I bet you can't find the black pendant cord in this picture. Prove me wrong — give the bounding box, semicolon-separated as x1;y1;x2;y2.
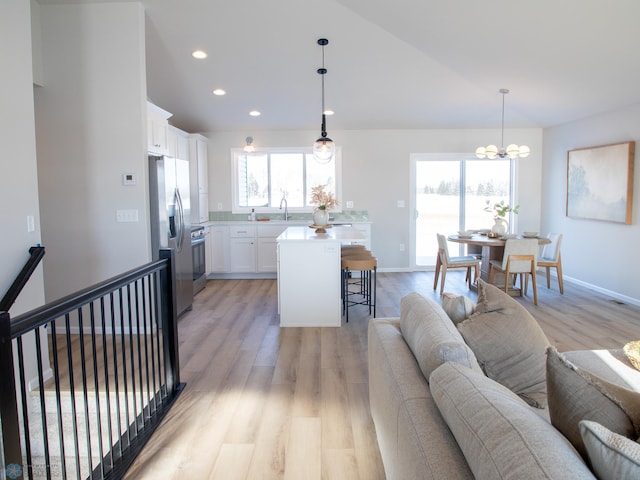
318;38;329;140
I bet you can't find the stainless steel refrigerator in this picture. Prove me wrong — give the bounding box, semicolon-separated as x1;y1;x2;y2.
149;154;193;316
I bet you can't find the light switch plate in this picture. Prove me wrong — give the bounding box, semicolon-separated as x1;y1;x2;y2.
397;200;405;208
346;200;354;209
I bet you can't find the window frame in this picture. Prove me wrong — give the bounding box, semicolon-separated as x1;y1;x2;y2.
230;146;342;214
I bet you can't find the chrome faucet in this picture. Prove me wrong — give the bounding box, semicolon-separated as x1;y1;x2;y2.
279;196;290;221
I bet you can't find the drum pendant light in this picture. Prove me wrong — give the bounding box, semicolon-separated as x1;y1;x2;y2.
312;38;335;164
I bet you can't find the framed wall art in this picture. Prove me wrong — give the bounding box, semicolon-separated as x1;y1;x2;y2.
566;141;635;224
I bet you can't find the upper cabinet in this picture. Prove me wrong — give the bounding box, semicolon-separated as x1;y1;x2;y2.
189;134;209;194
189;134;210;223
147;101;172;155
168;125;189;160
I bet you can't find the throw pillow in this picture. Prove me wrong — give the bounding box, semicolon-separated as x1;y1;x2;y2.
441;292;475;324
456;279;550;408
546;347;640;460
579;420;640;480
429;362;595;480
399;292;482;379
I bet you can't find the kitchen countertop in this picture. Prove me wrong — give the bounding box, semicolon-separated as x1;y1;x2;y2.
277;225;365;242
205;220;371;226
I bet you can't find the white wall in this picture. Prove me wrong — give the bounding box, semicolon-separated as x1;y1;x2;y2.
1;0;49;392
34;3;150;301
542;104;640;303
1;0;45;314
207;128;543;270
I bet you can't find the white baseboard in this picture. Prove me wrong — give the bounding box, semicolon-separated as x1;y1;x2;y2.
28;367;53;392
562;275;640;307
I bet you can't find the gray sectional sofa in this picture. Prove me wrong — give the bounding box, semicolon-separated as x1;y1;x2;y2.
368;280;640;480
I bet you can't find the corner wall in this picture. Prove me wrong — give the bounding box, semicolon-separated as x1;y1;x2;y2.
542;104;640;303
34;2;150;301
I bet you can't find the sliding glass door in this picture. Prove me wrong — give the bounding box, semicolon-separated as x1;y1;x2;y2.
412;154;513;268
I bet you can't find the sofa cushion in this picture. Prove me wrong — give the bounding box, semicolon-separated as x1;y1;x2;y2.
456;279;550;407
429;361;595;480
579;420;640;480
546;346;640;460
563;349;640;392
368;318;475;480
399;292;482;379
441;292;475;324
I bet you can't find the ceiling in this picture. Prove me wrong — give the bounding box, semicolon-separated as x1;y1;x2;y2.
38;0;640;134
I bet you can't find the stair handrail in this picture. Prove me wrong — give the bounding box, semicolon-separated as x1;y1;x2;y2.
0;245;45;313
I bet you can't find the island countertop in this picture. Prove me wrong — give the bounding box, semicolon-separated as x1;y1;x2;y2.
277;225;365;243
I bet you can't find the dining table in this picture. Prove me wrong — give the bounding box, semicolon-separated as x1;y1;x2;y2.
448;233;551;292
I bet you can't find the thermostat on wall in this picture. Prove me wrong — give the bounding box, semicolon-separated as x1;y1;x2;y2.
122;173;137;186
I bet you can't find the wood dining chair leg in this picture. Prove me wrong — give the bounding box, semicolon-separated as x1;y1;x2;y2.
439;267;447;294
433;255;442;291
557;256;564;294
531;269;538;305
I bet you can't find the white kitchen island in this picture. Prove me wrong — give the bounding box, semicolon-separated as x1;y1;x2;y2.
277;226;365;327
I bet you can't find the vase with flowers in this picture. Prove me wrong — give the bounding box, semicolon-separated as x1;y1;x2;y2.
484;200;519;236
310;184;339;226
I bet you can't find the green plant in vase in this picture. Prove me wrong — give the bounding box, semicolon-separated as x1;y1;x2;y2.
484;200;519;235
310;184;339;226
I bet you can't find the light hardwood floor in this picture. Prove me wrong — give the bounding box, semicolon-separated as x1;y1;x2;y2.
124;271;640;479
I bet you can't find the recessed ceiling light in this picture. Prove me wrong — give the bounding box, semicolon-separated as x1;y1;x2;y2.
249;110;261;117
212;88;226;96
324;109;334;116
192;50;208;59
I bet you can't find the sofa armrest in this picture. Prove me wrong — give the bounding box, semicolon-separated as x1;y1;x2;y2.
368;318;473;480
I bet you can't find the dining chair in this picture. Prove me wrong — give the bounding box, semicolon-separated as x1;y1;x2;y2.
488;238;539;305
538;233;564;294
433;233;480;294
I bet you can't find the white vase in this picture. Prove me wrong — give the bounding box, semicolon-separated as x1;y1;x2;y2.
491;217;508;236
313;209;329;226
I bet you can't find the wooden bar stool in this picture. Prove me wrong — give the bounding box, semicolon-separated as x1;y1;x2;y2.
341;244;368;257
341;254;377;323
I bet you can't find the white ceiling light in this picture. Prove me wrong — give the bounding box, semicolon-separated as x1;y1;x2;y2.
476;89;530;159
212;88;226;96
312;38;335;164
192;50;208;59
249;110;261;117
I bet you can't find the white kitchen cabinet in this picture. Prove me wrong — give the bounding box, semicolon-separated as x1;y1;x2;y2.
229;225;256;273
352;223;372;249
198;193;209;224
167;125;189;160
176;132;189;160
257;224;288;272
189;134;208;193
147;101;171;155
230;238;256;272
189;134;209;224
208;226;229;273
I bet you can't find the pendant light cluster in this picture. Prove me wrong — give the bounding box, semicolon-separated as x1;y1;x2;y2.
475;88;530;159
312;38;335;164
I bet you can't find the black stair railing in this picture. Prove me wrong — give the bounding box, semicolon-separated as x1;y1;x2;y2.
0;249;184;480
0;246;46;313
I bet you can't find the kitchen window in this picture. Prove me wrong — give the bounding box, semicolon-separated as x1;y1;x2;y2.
231;147;342;213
